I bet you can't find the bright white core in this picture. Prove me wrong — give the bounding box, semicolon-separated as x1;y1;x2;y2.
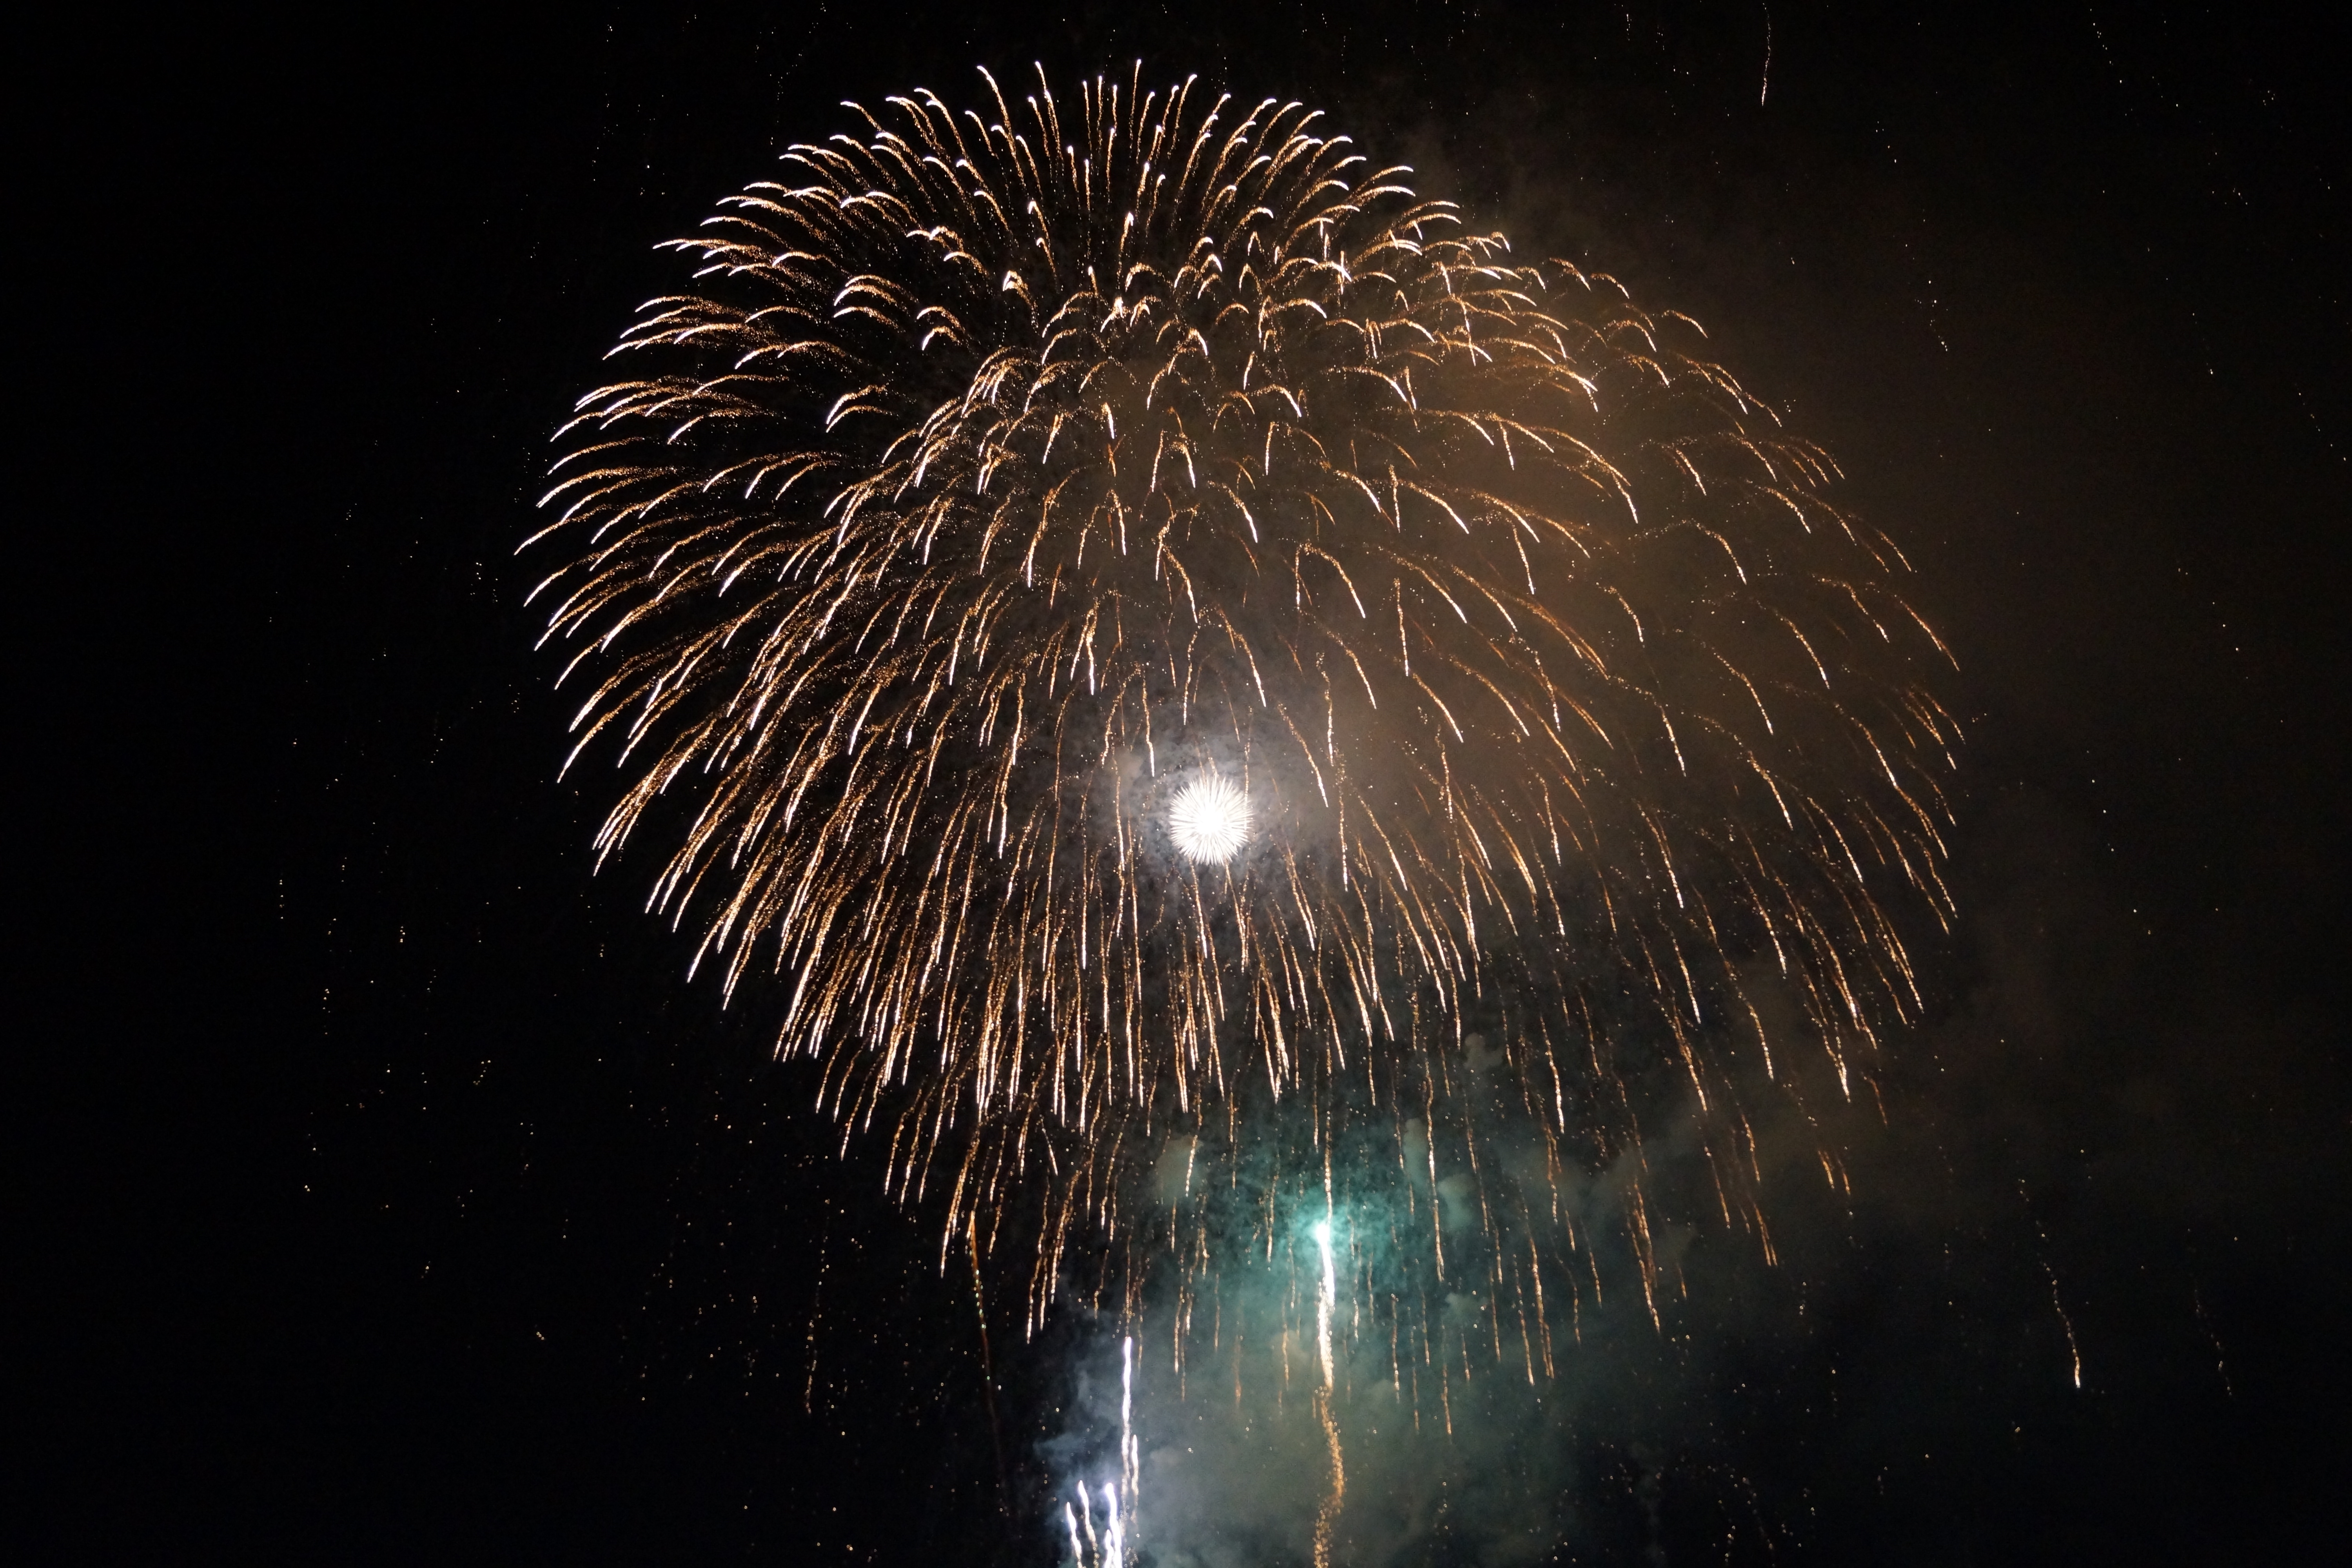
1168;775;1250;864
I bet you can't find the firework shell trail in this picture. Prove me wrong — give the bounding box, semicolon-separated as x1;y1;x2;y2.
1312;1210;1343;1568
528;65;1959;1331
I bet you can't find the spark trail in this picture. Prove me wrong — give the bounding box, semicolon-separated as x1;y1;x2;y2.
1313;1209;1345;1568
1065;1335;1141;1568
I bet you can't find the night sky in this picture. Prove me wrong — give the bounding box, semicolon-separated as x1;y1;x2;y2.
24;3;2352;1562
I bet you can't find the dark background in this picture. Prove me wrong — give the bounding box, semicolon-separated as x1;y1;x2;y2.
20;2;2352;1562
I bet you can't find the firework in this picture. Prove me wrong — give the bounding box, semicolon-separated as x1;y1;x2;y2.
1063;1334;1139;1568
528;65;1956;1346
1312;1210;1343;1568
1167;772;1250;864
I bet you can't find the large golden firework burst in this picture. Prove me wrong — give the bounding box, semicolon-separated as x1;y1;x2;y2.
529;65;1956;1318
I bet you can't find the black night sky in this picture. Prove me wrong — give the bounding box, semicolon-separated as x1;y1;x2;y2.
23;4;2352;1563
